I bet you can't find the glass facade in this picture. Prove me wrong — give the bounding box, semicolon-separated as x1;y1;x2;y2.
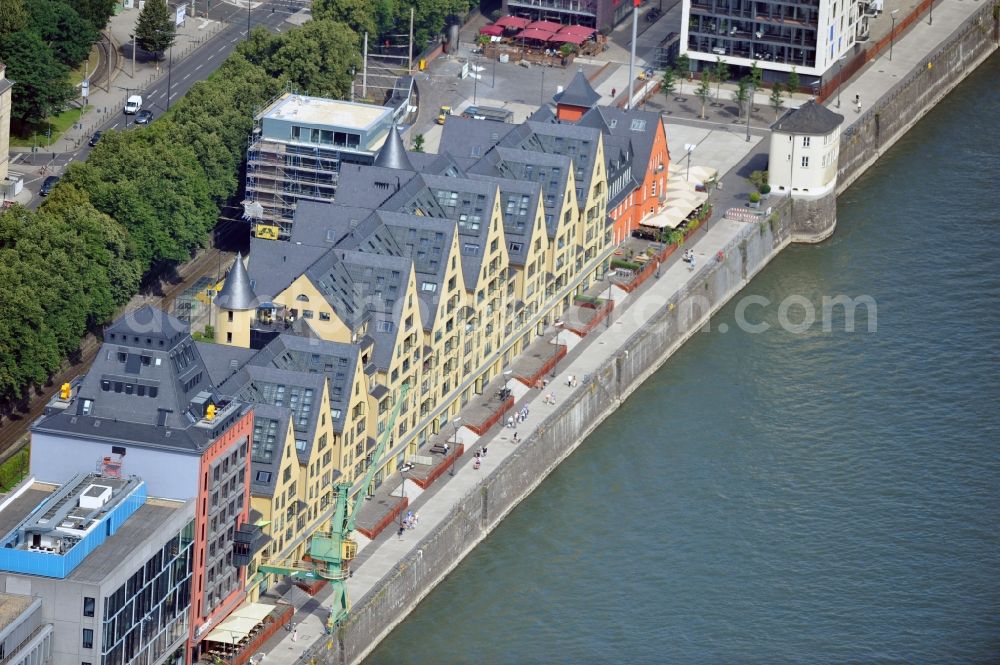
687;0;820;68
101;520;194;665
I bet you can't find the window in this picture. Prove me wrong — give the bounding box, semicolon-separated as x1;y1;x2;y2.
302;310;314;319
227;332;233;343
509;242;523;253
83;597;95;617
83;629;94;649
255;471;272;483
376;320;393;333
295;438;307;451
421;281;437;293
319;312;331;321
802;136;811;147
801;156;810;167
283;467;292;483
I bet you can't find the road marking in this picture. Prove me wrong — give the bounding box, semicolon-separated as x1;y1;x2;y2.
195;64;204;71
112;122;120;129
206;53;215;60
217;45;227;53
183;73;191;80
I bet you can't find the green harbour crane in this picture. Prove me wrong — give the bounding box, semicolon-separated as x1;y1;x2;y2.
259;383;410;630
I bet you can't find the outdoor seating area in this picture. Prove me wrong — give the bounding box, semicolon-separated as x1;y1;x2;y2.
478;16;605;64
201;602;292;665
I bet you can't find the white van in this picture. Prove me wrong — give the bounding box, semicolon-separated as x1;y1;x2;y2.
124;95;142;114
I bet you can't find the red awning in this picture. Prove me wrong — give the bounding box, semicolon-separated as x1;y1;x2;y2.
525;20;563;33
557;25;596;38
494;15;531;29
479;25;504;36
549;32;588;45
519;28;556;41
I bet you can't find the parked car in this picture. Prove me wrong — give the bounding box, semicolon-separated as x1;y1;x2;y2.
40;175;59;196
88;131;102;147
646;7;663;21
135;110;153;125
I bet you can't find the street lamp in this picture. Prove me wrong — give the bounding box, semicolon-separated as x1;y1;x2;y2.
247;0;252;39
745;81;754;142
604;280;613;329
130;34;136;78
929;0;933;25
684;143;696;182
397;462;414;531
450;418;461;476
501;370;513;423
166;36;192;111
835;55;847;108
550;322;564;378
889;10;900;61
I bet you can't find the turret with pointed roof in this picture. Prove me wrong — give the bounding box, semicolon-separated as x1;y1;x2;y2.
216;253;256;311
553;69;601;122
373;125;414;171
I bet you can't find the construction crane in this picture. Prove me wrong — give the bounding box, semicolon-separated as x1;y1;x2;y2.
259;383;410;630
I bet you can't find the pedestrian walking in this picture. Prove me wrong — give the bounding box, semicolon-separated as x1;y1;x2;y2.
611;87;616;97
291;629;298;642
481;445;488;457
513;431;519;443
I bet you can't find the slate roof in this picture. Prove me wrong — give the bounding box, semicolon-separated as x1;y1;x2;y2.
504;121;602;210
466;173;543;266
553;69;600;108
247;334;360;435
216;254;256;311
331;163;417;209
196;342;257;386
246;236;327;303
372;125;414;171
243;402;290;497
221;364;324;465
772;100;844;135
439;116;519;161
33;307;247;453
470;146;571;238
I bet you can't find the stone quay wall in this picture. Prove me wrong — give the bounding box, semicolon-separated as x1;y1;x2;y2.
837;3;999;193
324;204;796;665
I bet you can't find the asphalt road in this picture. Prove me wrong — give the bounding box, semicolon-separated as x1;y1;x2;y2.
22;0;309;208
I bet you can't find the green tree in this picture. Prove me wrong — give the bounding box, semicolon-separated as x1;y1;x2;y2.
242;20;360;99
787;67;800;97
769;82;785;120
134;0;175;58
73;0;117;31
674;53;690;94
0;0;27;37
23;0;97;67
0;31;74;128
660;68;676;100
313;0;378;36
695;71;711;119
712;56;729;102
732;75;750;120
412;133;425;152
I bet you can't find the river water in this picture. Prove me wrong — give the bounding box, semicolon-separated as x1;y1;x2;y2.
365;55;1000;664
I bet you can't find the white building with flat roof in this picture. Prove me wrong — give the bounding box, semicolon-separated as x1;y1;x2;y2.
681;0;870;85
245;93;395;240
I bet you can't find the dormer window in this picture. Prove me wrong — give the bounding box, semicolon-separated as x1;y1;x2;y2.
296;294;310;302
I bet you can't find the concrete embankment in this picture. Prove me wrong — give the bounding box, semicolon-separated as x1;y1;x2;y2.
837;3;999;192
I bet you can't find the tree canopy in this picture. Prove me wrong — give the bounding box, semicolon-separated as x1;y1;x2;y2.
0;0;107;129
0;30;75;127
134;0;176;56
